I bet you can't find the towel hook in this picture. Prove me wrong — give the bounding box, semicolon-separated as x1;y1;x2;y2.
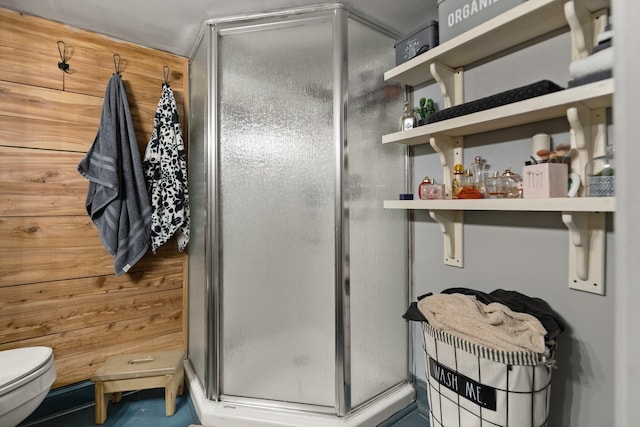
113;54;122;74
57;40;70;91
163;65;170;85
57;41;70;73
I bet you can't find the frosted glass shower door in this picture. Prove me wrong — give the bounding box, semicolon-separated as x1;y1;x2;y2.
217;18;336;406
346;19;409;408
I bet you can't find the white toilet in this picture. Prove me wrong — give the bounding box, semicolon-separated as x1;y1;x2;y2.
0;346;56;427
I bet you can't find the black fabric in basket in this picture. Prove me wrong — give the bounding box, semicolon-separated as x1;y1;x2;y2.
442;287;566;341
427;80;564;123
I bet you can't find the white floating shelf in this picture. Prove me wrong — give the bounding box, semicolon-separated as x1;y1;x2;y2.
384;197;615;212
382;79;614;146
382;0;612;294
384;0;610;87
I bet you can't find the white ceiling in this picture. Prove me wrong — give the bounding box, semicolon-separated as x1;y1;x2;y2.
0;0;438;57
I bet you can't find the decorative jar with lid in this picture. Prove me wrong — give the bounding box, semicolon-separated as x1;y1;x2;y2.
502;168;523;198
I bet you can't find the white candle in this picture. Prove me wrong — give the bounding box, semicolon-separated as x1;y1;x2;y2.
531;133;551;161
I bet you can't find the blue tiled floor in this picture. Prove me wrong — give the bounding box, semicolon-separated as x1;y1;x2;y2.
21;386;428;427
20;387;200;427
389;411;430;426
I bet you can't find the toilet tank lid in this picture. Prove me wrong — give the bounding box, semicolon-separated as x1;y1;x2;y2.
0;347;53;388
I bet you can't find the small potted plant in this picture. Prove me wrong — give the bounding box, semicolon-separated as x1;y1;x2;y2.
417;97;436;126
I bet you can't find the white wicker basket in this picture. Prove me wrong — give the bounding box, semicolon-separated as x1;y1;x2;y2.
422;322;554;427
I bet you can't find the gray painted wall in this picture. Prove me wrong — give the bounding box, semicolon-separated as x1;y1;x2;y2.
408;26;616;426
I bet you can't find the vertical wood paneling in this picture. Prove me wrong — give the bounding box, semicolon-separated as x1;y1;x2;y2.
0;7;190;388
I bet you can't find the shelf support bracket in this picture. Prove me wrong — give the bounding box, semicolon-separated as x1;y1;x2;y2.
430;62;464;108
565;0;593;60
429;210;463;268
567;105;607;196
430;135;463;198
562;212;606;295
567;105;592;196
565;1;609;61
429;135;464;266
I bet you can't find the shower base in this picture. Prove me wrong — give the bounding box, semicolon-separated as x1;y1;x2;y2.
184;360;414;427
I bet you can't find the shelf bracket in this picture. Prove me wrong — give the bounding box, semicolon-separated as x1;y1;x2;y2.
430;135;463;198
565;1;610;61
562;212;606;295
429;210;463;267
430;62;464;108
567;105;606;196
429;135;464;267
565;0;593;60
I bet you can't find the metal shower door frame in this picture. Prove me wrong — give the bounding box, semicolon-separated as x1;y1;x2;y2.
202;4;401;417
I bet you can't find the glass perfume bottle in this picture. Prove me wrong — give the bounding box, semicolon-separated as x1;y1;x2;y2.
399;102;417;131
452;163;464;199
418;176;443;200
471;156;489;196
457;169;484;199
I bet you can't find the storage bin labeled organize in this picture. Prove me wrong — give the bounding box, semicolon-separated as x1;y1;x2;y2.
422;322;554;427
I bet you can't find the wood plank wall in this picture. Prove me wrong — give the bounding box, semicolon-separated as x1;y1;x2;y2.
0;8;190;388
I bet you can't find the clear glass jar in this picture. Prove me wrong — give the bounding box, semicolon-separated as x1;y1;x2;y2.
486;168;522;198
502;168;523;198
485;171;507;198
586;145;615;197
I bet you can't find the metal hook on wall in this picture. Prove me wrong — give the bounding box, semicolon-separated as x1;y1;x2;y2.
163;65;170;85
57;41;70;91
113;54;122;74
57;41;70;72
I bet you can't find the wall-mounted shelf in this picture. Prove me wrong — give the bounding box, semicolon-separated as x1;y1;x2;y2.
386;197;612;290
382;78;613;146
384;0;567;87
384;0;610;87
384;197;615;212
381;0;612;295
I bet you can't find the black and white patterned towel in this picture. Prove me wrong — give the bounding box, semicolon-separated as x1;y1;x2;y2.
143;83;190;253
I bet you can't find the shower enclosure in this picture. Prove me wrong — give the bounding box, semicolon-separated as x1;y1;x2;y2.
187;4;411;425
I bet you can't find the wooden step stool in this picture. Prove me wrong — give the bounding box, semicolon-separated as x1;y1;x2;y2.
90;349;185;425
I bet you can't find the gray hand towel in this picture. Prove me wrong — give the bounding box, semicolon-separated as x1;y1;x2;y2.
78;73;151;275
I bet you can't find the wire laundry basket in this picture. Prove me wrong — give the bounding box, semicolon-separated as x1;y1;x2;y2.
422;322;555;427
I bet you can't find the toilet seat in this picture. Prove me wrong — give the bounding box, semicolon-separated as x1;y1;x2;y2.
0;347;55;396
0;346;56;413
